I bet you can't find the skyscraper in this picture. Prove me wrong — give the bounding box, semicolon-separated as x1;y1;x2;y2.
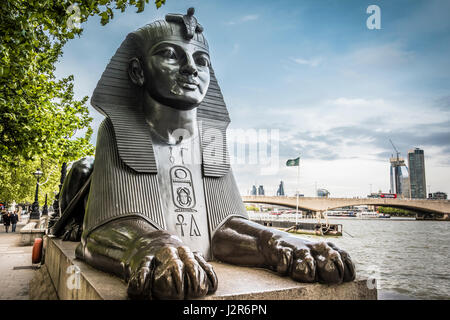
276;181;285;196
250;185;257;196
389;155;408;197
400;167;410;199
258;185;265;196
408;148;426;199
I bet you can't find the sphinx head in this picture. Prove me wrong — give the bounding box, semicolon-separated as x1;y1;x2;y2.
128;8;210;110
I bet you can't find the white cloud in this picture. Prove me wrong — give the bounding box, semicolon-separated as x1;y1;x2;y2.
241;14;259;22
229;94;450;197
292;57;322;67
226;14;259;25
328;97;386;107
349;43;415;68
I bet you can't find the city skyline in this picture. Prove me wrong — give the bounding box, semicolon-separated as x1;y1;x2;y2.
55;0;450;197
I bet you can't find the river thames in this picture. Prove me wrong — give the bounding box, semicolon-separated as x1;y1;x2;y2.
293;217;449;300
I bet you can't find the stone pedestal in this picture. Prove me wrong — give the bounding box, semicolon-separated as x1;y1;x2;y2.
20;216;49;246
31;237;377;300
20;222;44;246
202;262;376;300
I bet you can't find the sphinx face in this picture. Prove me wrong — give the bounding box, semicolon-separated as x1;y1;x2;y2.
142;40;211;110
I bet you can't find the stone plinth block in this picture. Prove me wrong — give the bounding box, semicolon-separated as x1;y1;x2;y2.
36;237;377;300
203;262;377;300
20;222;46;246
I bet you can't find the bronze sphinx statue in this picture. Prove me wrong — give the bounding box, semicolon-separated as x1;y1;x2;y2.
52;8;355;300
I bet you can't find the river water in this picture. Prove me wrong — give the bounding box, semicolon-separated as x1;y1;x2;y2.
292;217;449;300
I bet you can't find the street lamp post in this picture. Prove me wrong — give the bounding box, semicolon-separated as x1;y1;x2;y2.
42;194;48;216
48;163;67;229
30;168;43;220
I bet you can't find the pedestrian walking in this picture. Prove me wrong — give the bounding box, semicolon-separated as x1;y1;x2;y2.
11;210;19;232
3;212;11;233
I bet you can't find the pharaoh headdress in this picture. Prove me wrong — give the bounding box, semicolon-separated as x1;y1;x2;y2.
52;9;247;240
91;9;230;177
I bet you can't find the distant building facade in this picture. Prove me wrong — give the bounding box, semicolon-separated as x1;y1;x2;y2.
408;148;426;199
390;156;409;198
276;181;285;196
428;192;447;200
400;167;410;199
258;185;265;196
250;185;257;196
317;188;330;198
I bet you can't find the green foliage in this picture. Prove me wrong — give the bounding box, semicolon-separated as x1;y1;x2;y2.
0;157;65;205
0;0;165;203
377;206;416;216
245;205;260;212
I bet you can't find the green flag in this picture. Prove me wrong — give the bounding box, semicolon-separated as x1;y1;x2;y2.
286;157;300;166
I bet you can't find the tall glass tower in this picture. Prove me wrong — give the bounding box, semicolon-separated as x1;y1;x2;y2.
408;148;426;199
276;181;285;196
258;185;265;196
389;156;408;197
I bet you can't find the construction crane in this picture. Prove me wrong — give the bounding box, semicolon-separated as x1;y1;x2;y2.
389;138;400;160
389;138;409;170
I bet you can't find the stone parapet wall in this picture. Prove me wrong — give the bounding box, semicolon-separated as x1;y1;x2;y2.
20;222;45;246
20;216;50;245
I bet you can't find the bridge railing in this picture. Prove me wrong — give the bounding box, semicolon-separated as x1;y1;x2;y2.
247;211;307;222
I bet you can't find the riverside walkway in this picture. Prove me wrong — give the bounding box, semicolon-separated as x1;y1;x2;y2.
0;224;34;300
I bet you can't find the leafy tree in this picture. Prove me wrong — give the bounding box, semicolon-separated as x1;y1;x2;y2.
245;205;260;212
0;0;166;203
377;206;416;216
0;157;65;205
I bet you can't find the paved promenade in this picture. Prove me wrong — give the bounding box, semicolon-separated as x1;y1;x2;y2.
0;224;34;300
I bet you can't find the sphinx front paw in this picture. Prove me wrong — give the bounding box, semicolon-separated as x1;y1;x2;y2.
268;238;355;284
293;241;355;284
127;245;217;300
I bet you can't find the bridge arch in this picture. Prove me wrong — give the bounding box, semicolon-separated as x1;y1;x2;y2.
242;196;450;217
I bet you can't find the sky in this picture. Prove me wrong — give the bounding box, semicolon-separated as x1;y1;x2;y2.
55;0;450;197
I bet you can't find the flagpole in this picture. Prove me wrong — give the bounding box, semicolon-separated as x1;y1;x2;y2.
296;156;300;225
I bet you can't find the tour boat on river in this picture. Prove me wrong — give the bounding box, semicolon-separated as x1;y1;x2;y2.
356;211;391;219
324;210;357;218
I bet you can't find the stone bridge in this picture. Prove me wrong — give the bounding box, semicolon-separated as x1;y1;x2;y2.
242;196;450;219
